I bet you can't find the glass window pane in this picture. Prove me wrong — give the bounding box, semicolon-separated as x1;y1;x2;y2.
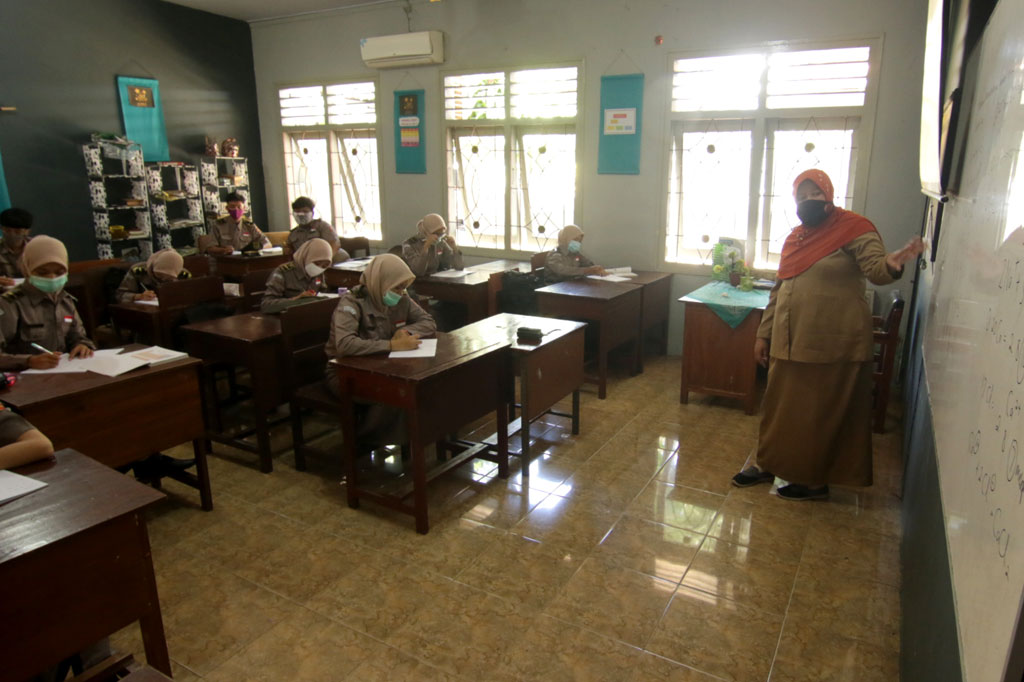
326;82;376;125
511;129;576;252
671;54;765;112
331;130;382;241
511;67;578;119
280;86;325;126
283;135;332;226
444;73;505;120
766;47;870;109
447;128;506;250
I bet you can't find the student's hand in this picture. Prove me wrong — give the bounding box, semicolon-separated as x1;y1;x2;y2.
585;265;608;276
754;338;770;368
28;352;61;369
424;233;440;249
70;344;93;359
208;246;233;256
292;290;315;300
443;235;457;249
390;330;421;351
0;277;16;288
886;236;925;273
135;290;157;301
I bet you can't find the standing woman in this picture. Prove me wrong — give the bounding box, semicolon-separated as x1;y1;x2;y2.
401;213;463;277
731;169;922;500
260;237;333;312
0;236;95;370
544;224;608;283
115;248;190;303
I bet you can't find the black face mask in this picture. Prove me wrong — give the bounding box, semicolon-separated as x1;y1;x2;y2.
796;200;830;227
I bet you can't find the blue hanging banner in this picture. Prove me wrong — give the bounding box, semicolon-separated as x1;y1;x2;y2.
116;75;170;162
598;74;644;175
395;89;426;174
0;147;10;212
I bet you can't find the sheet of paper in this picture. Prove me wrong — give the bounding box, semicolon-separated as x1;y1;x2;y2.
260;247;284;255
0;470;47;505
430;270;469;278
388;338;438;358
605;267;637;276
79;354;150;377
315;292;340;298
21;355;90;374
134;298;159;306
126;346;187;366
587;274;631;282
223;283;241;296
3;278;24;289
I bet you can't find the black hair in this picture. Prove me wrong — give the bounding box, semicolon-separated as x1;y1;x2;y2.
225;191;246;204
291;196;315;211
0;208;33;230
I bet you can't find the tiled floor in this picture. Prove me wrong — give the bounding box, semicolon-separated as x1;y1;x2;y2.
114;355;902;681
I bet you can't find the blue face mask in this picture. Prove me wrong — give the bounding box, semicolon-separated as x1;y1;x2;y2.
30;274;67;293
567;240;582;254
382;290;402;307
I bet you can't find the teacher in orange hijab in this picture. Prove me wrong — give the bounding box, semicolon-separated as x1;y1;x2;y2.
730;168;923;500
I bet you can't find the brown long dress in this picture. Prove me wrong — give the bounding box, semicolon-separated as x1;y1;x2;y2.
755;231;899;487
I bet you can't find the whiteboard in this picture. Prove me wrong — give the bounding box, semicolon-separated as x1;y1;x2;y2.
923;1;1024;680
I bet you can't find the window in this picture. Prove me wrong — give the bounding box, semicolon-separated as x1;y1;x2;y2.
445;67;579;252
279;82;382;240
665;44;875;268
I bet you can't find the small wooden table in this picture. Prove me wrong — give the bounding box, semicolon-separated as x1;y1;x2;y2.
0;353;212;510
181;312;285;473
460;314;586;466
534;279;642;399
413;270;493;323
623;271;673;371
0;449;170;679
214;253;290;281
109;301;162;345
678;284;768;414
325;257;373;291
333;329;511;533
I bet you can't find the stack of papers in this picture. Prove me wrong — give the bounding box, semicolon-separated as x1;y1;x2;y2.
588;274;632;282
260;246;284;255
389;338;438;358
606;267;637;276
21;346;188;377
134;298;159;306
0;470;47;505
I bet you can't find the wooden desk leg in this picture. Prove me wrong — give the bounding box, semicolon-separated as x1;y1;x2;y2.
192;438;214;511
340;388;360;509
519;366;531;476
496;392;509;480
571;389;580;435
598;327;609;400
135;519;171;676
255;410;272;474
408;409;429;534
744;391;758;415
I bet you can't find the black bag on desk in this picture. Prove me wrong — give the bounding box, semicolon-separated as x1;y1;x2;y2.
498;270;543;315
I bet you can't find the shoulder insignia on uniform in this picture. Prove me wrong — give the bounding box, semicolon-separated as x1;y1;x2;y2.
342;305;358;317
131;264;148;275
179;269;192;280
2;287;24;300
281;262;295;271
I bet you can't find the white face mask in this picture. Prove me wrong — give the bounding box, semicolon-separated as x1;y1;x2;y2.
305;263;327;277
293;212;313;225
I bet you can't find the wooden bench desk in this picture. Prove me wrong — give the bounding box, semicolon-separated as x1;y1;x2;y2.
324;257;373;291
0;353;212;510
413;270;493;323
213;253;290;282
333;329;511;534
623;271;673;371
534;278;642;399
0;449;170;679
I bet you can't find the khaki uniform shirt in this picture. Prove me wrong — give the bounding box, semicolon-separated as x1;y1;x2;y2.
200;218;271;253
115;265;191;304
0;285;95;371
260;262;326;313
325;285;436;359
544;247;595;283
0;236;30;279
757;232;900;364
401;235;464;277
287;219;343;251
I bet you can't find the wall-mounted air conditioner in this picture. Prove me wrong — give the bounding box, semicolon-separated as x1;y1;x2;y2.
360;30;444;69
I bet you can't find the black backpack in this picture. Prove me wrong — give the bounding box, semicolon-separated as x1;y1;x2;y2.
498;270;544;315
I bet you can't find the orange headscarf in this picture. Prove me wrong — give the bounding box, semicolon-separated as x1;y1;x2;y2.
776;169;876;280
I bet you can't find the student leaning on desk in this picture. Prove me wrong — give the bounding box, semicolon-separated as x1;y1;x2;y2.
115;248;191;303
325;254;436;448
260;237;332;313
0;207;34;287
543;224;609;283
0;236;95;371
198;191;271;255
400;212;463;276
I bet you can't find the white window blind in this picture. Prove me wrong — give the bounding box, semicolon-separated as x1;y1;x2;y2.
327;82;377;125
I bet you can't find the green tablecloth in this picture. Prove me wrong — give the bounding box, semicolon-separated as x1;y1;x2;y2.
682;281;770;328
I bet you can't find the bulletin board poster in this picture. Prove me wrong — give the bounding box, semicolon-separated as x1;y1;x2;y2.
598;74;644;175
116;76;170;161
0;147;10;212
395;89;426;174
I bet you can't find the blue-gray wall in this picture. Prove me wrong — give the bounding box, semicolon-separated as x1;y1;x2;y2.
0;0;266;260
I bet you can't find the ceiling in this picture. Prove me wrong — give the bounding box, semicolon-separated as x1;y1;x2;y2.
162;0;406;23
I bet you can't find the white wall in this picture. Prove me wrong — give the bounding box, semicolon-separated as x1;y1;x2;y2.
250;0;927;353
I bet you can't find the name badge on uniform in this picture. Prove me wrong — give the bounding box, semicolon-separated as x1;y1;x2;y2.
63;315;73;325
395;321;407;328
243;233;251;237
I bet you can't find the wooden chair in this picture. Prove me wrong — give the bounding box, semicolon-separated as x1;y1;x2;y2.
530;251;548;272
279;297;342;470
66;258;127;343
183;253;211;277
240;267;276;312
387;243;404;256
339;236;371;258
265;231;290;248
156;276;226;349
872;289;905;433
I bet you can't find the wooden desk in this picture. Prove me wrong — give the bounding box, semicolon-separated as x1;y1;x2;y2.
534;279;642;399
413;270;493;323
324;257;373;291
460;314;586;466
109;301;162;345
623;271;672;371
678;293;766;414
181;312;285;473
0;353;212;509
466;259;531;273
333;329;511;533
214;253;290;281
0;449;170;679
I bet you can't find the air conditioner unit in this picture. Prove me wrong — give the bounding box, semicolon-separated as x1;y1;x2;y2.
360;30;444;69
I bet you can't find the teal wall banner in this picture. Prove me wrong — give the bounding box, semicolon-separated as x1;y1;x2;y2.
395;89;426;174
598;74;644;175
117;75;170;161
0;147;10;212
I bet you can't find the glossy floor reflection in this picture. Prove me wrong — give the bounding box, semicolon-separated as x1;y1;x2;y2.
115;355;902;681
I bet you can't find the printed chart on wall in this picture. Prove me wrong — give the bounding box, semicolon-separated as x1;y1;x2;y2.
922;0;1024;680
394;89;425;174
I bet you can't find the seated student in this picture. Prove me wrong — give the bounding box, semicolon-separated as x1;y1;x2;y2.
400;213;463;277
115;248;190;303
286;196;348;263
325;254;436;447
0;236;95;371
0;407;53;469
544;224;609;283
199;191;271;255
260;238;333;313
0;207;33;287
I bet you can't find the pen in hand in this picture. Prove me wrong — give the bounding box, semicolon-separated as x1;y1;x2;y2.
28;342;62;370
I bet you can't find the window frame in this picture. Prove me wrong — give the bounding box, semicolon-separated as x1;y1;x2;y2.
659;37;882;274
440;61;585;257
276;77;386;243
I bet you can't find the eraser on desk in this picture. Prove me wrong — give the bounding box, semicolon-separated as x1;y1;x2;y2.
517;326;544;343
